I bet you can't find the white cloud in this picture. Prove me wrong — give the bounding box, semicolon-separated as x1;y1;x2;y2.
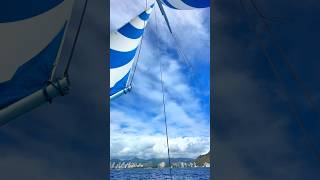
110;0;210;159
111;134;210;159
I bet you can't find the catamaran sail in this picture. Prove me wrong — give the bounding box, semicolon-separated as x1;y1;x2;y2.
0;0;75;124
160;0;210;9
110;4;154;100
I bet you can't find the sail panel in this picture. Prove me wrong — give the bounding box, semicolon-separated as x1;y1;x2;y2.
110;32;142;52
110;73;131;96
110;5;154;97
0;0;74;109
110;61;134;89
110;48;138;68
0;27;66;109
0;0;65;23
160;0;210;10
118;23;145;39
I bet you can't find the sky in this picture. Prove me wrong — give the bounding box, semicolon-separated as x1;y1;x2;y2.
2;0;320;179
110;0;211;160
0;1;108;179
213;0;320;179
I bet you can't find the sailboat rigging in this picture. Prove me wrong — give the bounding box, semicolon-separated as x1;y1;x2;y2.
110;0;210;101
110;1;210;179
0;0;88;126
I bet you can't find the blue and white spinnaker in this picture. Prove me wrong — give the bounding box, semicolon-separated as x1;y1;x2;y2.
0;0;75;124
160;0;210;10
155;0;210;34
110;4;154;100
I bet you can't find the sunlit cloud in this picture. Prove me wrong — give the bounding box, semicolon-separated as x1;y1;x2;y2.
110;0;210;159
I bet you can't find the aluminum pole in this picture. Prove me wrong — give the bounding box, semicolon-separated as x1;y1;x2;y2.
0;77;70;127
110;86;132;101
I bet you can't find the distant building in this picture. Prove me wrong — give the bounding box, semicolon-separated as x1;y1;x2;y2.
110;162;144;169
158;162;166;168
203;162;210;167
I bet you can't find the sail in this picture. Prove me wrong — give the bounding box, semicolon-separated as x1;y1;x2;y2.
160;0;210;9
0;0;75;109
110;4;154;99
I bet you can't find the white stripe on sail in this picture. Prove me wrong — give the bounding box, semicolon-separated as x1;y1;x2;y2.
110;31;142;52
110;59;135;88
130;6;153;29
166;0;194;10
130;17;146;29
146;6;154;14
0;0;74;83
110;4;154;97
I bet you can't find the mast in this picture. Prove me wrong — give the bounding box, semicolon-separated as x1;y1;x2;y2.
110;86;132;101
155;0;173;33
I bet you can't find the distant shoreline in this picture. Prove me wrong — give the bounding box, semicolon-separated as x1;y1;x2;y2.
110;167;210;170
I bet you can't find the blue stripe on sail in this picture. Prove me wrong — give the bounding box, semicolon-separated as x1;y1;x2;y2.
109;6;154;98
118;23;144;39
110;72;130;96
139;11;151;21
182;0;211;8
110;48;137;68
0;25;66;109
161;0;178;9
0;0;64;23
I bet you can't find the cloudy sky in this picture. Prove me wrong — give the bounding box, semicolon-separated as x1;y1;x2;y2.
110;0;210;160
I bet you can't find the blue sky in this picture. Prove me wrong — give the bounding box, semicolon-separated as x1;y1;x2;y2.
110;0;210;159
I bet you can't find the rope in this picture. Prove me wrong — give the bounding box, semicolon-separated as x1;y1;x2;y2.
42;78;68;103
170;32;204;90
128;0;148;87
160;15;205;95
240;0;320;162
154;0;201;89
63;0;89;78
155;6;173;179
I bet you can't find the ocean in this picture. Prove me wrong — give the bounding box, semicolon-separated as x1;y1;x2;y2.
110;167;210;180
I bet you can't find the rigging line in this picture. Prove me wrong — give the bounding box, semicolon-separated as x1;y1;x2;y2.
163;26;204;94
170;31;206;96
250;0;319;113
128;0;148;87
240;0;320;162
63;0;89;78
155;7;173;179
160;10;206;94
50;22;68;81
153;2;204;92
128;32;144;86
155;0;173;33
171;33;193;70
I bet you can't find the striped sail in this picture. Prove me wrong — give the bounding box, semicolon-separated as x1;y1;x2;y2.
160;0;210;9
0;0;74;109
110;4;154;97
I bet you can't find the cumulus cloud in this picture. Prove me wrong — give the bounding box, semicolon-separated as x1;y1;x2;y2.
110;0;210;159
111;135;210;159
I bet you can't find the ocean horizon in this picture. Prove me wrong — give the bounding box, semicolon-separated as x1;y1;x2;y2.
110;167;210;180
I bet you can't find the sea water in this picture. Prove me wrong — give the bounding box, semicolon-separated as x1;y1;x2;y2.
110;167;210;180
